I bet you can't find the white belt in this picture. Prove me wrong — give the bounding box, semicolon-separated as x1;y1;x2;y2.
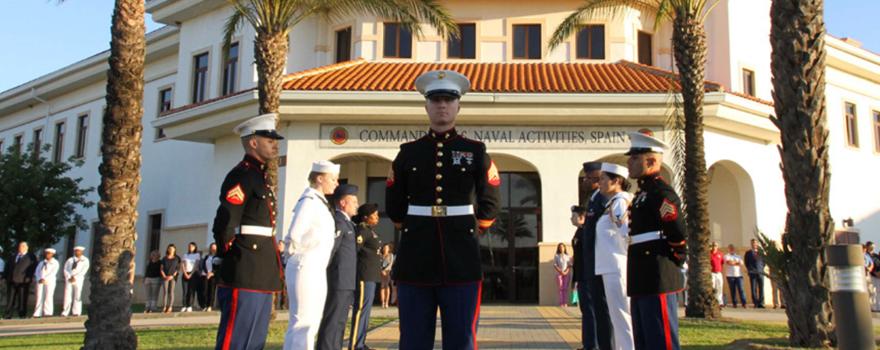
236;225;274;237
408;205;474;217
629;231;663;245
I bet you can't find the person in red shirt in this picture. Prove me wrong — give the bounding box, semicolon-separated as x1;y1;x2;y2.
709;242;725;307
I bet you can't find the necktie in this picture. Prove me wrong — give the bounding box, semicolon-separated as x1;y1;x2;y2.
72;259;79;270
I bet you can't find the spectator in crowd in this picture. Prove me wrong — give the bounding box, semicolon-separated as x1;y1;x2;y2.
868;242;880;312
5;241;36;319
710;242;725;307
554;243;572;307
181;242;202;312
0;253;5;306
594;162;635;350
61;246;90;317
379;243;394;309
202;243;219;312
33;248;59;318
744;239;765;308
144;250;163;313
724;244;746;308
276;241;288;310
864;242;875;309
160;244;181;313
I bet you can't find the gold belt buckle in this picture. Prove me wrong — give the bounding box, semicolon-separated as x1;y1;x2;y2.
431;205;447;217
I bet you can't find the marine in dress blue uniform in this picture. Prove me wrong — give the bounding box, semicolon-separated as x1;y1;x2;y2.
386;70;501;350
212;113;285;350
316;184;359;350
577;161;614;350
625;131;687;350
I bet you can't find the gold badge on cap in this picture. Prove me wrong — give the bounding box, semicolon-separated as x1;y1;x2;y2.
437;71;446;79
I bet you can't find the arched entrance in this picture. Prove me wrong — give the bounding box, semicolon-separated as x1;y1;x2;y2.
707;160;758;247
481;154;541;303
330;153;395;244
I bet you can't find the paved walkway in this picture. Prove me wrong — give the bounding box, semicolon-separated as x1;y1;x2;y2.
1;305;878;348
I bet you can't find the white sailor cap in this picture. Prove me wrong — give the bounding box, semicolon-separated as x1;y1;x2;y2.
233;113;284;140
311;160;340;175
414;70;470;98
601;163;629;179
626;130;668;155
73;246;85;251
44;248;56;254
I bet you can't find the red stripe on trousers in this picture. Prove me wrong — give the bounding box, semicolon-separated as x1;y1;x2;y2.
472;282;483;350
659;293;673;350
221;289;240;350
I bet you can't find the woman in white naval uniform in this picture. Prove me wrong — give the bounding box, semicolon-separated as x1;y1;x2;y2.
282;160;340;350
595;163;635;350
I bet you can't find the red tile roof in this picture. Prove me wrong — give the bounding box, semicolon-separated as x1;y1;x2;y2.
282;59;729;95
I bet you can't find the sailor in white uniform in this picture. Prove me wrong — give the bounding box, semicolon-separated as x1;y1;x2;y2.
282;160;340;350
61;246;89;317
595;163;635;350
33;248;59;318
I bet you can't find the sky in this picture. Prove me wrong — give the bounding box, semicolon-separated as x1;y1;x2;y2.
0;0;877;92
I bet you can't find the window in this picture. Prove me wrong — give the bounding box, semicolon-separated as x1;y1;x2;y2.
513;24;542;59
147;213;162;263
32;128;43;159
448;23;476;59
90;221;100;256
222;43;239;95
192;52;209;103
845;102;859;147
75;114;88;158
13;135;22;155
53;122;65;163
65;231;77;261
383;23;412;58
742;69;756;97
638;31;652;65
158;88;173;114
873;110;880;152
576;25;605;59
335;27;352;63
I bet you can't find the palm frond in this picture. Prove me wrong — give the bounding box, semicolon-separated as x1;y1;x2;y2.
548;0;661;50
222;7;246;63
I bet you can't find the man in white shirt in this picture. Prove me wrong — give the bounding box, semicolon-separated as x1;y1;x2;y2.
61;246;90;317
34;248;59;317
723;244;746;308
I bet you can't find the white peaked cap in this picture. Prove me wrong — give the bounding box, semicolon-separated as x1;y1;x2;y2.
233;113;284;139
626;131;668;155
73;246;85;251
601;163;629;179
415;70;470;98
44;248;56;254
312;160;340;175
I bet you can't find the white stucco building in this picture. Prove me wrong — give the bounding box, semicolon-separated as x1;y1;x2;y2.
0;0;877;306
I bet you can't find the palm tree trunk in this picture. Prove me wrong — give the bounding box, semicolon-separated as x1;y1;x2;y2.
254;29;288;321
254;30;288;193
82;0;143;349
673;14;720;319
769;0;835;347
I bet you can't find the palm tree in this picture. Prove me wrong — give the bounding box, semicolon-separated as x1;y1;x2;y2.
764;0;835;346
80;0;144;349
222;0;458;191
549;0;722;318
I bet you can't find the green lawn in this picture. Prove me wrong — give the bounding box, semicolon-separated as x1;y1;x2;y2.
0;317;873;349
0;317;394;350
